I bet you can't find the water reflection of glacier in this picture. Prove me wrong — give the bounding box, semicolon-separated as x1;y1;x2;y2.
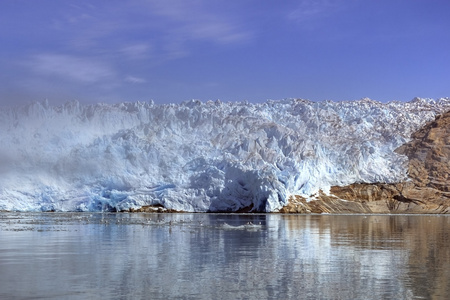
1;213;449;299
2;98;450;212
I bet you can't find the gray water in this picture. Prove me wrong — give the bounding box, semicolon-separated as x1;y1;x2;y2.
0;213;449;299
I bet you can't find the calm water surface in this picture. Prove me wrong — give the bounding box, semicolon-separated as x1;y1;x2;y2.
0;213;449;299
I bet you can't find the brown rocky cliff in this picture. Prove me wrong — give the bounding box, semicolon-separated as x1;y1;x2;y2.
396;111;450;191
281;111;450;214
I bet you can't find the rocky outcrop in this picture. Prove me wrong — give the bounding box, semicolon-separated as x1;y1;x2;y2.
126;204;182;213
281;111;450;214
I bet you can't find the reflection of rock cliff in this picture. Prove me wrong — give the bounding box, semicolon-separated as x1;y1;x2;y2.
282;111;450;214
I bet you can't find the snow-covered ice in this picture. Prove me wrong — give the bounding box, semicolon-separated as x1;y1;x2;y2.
1;97;449;212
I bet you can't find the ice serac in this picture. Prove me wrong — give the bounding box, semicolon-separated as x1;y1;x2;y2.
1;98;450;212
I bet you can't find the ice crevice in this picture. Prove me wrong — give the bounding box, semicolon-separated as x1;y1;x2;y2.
0;97;449;212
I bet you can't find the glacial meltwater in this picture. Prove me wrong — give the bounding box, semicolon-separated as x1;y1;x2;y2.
0;213;449;299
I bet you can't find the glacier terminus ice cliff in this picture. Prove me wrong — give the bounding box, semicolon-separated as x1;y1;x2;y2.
1;98;450;213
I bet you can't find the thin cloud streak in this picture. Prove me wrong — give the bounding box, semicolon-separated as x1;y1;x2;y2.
288;0;337;21
120;44;153;60
287;0;356;30
29;54;116;84
145;0;253;45
124;75;146;84
57;0;253;61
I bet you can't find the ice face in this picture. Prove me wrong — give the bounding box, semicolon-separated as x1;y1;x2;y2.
1;98;449;212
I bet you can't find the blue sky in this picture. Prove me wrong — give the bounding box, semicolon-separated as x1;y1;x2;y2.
1;0;449;106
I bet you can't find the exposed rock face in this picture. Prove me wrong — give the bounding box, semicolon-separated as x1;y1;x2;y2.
397;111;450;191
282;111;450;214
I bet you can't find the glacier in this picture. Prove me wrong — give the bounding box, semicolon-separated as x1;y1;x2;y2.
1;97;450;212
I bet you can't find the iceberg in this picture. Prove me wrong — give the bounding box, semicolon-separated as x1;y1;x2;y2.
1;97;449;212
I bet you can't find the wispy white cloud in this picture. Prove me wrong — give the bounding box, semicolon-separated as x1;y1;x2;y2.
124;75;146;84
0;1;257;104
287;0;345;24
147;0;253;45
57;0;253;61
120;44;152;60
29;54;116;83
